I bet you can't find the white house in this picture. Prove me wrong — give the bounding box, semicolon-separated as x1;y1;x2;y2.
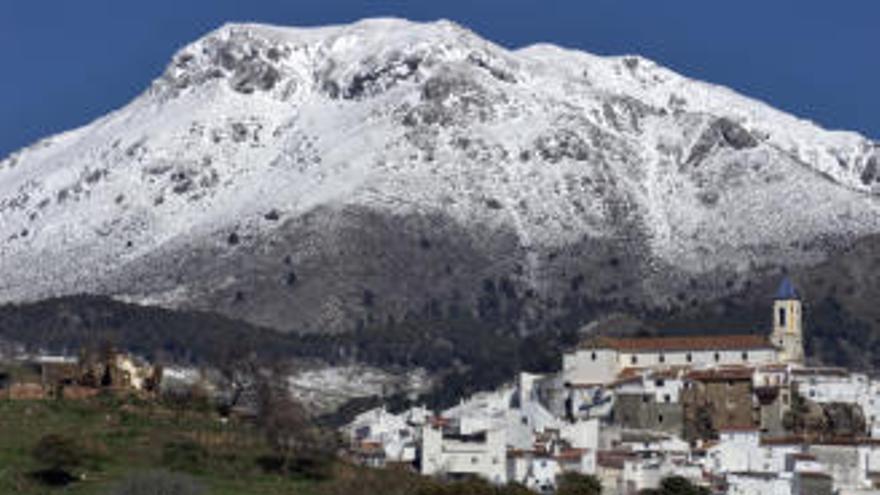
810;442;880;491
507;447;595;493
790;367;880;436
727;472;793;495
420;420;508;484
706;429;804;474
792;368;868;404
611;368;686;406
621;454;704;494
508;452;559;493
345;405;428;464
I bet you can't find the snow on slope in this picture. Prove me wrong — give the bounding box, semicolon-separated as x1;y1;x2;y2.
0;18;878;332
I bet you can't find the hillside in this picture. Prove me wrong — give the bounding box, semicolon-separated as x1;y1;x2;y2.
0;18;878;342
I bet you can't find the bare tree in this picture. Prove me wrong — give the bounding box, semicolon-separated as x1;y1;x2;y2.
215;340;261;416
255;362;336;478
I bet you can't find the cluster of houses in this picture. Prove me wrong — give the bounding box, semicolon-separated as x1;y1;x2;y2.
0;347;162;400
343;279;880;494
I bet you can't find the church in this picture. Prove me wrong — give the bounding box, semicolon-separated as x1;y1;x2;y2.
562;278;805;386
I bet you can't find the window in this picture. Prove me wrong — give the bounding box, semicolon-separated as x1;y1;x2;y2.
664;394;671;403
631;355;638;365
714;352;720;362
779;307;786;327
591;352;597;361
686;353;693;363
742;351;749;361
658;414;664;424
659;354;666;363
471;457;479;464
643;394;651;403
655;379;665;387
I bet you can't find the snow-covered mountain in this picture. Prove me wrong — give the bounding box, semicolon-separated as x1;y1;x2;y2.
1;18;879;334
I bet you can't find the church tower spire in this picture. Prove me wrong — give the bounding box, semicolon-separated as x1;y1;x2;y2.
771;276;804;365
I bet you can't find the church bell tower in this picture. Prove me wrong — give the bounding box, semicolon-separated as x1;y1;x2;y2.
771;277;804;365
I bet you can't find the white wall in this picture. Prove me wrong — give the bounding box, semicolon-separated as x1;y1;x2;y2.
811;444;869;490
727;473;793;495
420;426;508;484
525;457;560;492
560;419;600;451
617;348;777;369
562;349;619;385
707;434;799;474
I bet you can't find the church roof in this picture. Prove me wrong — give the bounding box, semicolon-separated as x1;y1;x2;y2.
584;334;774;352
776;276;799;300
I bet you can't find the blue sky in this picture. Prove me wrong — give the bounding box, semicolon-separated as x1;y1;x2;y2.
1;1;878;157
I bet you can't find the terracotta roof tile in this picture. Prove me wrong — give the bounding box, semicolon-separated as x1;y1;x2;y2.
596;453;628;469
686;367;755;381
797;471;832;479
583;334;774;352
556;448;588;461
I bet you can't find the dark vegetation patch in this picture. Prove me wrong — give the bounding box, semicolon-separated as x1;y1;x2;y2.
0;295;575;413
484;198;503;210
861;156;878;186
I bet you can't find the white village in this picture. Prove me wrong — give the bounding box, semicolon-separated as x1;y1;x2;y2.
343;279;880;495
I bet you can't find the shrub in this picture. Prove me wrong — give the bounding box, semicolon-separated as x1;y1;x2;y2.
557;472;602;495
106;470;204;495
161;440;207;473
655;476;711;495
416;477;497;495
31;433;81;485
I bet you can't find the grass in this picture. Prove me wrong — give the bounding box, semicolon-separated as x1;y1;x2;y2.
0;395;326;494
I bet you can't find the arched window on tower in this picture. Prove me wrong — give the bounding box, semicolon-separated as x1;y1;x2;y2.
778;307;786;327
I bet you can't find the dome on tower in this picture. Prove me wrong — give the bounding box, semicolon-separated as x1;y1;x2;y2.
775;276;799;300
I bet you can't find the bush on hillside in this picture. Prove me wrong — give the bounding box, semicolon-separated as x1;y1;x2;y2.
161;440;208;473
557;472;603;495
30;433;82;486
